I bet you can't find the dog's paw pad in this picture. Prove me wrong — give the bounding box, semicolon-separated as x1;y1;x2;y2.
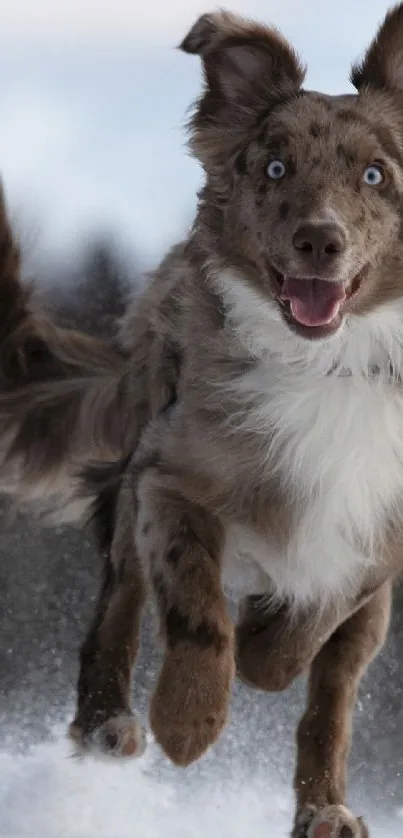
69;713;147;760
293;805;368;838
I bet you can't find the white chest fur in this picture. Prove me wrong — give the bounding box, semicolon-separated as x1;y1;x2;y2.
217;271;403;611
222;371;403;610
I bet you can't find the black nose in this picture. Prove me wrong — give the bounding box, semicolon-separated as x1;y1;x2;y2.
292;222;346;264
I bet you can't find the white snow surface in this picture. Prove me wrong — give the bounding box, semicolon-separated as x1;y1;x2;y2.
0;724;294;838
0;715;401;838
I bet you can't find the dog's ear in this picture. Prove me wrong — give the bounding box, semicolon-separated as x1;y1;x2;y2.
180;11;304;104
351;3;403;93
0;180;20;285
180;12;305;167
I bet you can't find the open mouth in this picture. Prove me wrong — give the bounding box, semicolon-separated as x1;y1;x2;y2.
270;268;366;339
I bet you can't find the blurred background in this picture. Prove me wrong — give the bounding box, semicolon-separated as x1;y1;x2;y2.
0;1;402;836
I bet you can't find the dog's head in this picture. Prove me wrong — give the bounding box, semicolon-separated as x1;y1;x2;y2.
181;5;403;343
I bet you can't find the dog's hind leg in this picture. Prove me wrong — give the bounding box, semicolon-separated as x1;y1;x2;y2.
69;470;148;759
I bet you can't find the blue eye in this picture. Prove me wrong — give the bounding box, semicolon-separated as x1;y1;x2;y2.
363;164;384;186
267;160;286;179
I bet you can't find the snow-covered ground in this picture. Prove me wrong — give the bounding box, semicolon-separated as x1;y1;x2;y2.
0;738;294;838
0;1;402;835
0;512;402;836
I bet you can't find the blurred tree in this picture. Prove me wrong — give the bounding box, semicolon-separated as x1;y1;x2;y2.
47;234;136;340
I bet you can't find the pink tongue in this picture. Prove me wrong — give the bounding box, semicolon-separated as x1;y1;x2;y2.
280;277;346;327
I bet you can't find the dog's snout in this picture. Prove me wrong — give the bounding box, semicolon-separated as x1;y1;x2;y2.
292;222;346;264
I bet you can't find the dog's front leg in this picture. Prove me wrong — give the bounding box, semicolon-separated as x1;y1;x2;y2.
135;465;235;766
292;582;391;838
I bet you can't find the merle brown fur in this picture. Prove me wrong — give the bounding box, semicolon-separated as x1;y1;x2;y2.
2;7;403;837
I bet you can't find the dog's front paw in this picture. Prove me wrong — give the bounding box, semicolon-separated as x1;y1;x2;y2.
292;805;369;838
150;644;234;766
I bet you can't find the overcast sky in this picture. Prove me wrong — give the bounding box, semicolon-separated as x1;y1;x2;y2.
0;0;395;267
0;0;392;49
